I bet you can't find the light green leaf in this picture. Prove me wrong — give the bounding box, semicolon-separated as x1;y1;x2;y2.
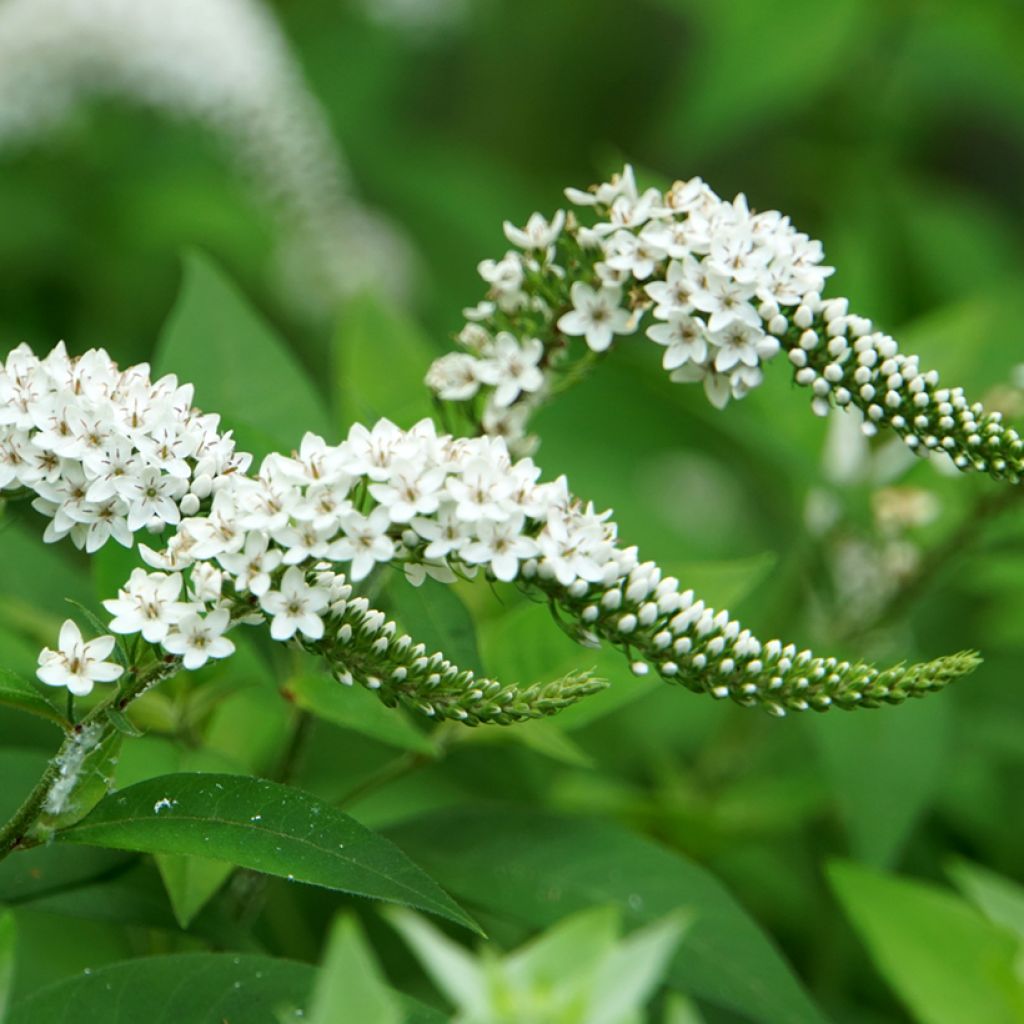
663;994;706;1024
333;291;438;428
389;807;827;1024
829;860;1024;1024
156;250;331;458
307;915;402;1024
948;859;1024;942
0;669;67;729
478;600;659;732
388;578;484;676
0;908;15;1022
286;673;438;756
588;911;691;1024
384;907;488;1016
468;717;594;769
668;552;777;611
57;773;479;933
504;906;619;995
809;695;950;867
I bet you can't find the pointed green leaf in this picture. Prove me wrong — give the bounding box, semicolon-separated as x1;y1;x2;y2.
828;860;1024;1024
57;773;479;933
384;908;488;1015
156;250;331;458
0;669;67;729
286;673;438;756
588;911;691;1024
810;695;950;867
307;915;401;1024
388;578;485;676
333;291;438;428
948;859;1024;943
388;807;827;1024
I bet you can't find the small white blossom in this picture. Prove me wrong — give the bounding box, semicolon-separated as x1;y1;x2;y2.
556;282;636;353
163;609;235;670
259;566;329;641
37;619;123;696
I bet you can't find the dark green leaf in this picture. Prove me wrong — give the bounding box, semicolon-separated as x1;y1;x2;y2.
57;773;479;933
0;669;67;729
388;806;827;1024
156;250;331;458
287;673;439;756
0;909;14;1022
388;579;484;675
333;291;438;429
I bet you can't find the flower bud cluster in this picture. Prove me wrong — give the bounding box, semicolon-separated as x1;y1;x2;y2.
0;343;249;551
425;165;833;446
783;297;1024;482
536;555;980;715
303;571;604;725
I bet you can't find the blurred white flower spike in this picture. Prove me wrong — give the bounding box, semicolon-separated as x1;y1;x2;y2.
0;0;412;313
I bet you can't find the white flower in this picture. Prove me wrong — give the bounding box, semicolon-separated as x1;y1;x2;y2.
103;569;189;643
163;609;235;670
668;363;735;410
259;566;329;641
556;282;636;353
689;270;760;333
369;460;446;523
36;619;123;696
502;210;565;250
643;258;699;317
646;314;708;370
461;515;539;582
425;352;482;401
217;531;282;596
477;334;545;408
329;506;396;580
603;228;666;280
710;322;778;373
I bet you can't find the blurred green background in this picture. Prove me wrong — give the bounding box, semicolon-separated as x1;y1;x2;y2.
3;1;1024;1021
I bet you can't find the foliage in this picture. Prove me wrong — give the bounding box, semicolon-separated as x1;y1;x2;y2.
1;2;1024;1022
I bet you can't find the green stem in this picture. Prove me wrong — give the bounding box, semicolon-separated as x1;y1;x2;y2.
0;658;179;862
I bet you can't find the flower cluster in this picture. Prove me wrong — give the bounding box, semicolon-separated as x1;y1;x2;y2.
426;165;833;447
50;414;975;721
0;343;249;552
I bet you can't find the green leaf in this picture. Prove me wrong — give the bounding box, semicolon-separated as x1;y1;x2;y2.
6;952;317;1024
588;911;691;1024
156;250;331;458
828;861;1024;1024
286;673;438;756
468;717;595;769
384;908;488;1016
809;695;950;867
387;578;484;676
307;915;401;1024
948;859;1024;942
668;552;777;611
57;773;479;933
0;669;67;729
478;600;659;732
388;807;827;1024
5;951;445;1024
0;908;15;1022
333;291;438;428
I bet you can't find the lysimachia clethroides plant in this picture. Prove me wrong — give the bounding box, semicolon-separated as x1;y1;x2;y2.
0;164;1005;861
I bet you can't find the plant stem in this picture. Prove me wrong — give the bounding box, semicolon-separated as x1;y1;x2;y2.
0;658;179;862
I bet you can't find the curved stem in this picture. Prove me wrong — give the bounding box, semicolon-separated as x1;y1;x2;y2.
0;658;179;862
